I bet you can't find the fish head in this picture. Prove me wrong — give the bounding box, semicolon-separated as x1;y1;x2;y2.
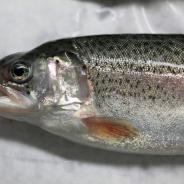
0;51;90;124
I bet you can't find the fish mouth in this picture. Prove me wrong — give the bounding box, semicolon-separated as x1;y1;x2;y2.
0;84;35;114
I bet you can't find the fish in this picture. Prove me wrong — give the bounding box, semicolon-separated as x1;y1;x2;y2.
1;34;184;155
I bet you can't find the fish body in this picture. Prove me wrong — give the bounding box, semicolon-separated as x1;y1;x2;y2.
1;34;184;154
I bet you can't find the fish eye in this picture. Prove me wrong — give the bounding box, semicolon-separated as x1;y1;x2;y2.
10;62;33;84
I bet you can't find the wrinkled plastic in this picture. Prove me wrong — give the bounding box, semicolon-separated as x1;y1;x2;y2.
0;0;184;183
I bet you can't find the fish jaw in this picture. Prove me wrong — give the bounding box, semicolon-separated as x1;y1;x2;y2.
0;84;37;119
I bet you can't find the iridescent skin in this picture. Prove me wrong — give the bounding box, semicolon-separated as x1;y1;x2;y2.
1;34;184;154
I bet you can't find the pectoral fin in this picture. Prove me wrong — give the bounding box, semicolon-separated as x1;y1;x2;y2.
82;116;138;141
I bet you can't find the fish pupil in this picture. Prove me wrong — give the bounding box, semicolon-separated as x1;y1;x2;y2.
12;63;29;78
13;66;25;76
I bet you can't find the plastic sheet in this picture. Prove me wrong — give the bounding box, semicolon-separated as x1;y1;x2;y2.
0;0;184;183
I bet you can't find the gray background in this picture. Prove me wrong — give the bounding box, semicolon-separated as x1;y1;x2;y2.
0;0;184;183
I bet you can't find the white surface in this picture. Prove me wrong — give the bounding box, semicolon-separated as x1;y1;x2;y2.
0;0;184;183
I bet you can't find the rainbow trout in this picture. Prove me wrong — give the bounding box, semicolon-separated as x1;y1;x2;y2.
0;34;184;154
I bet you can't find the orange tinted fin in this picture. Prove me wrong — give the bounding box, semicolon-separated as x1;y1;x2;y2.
82;117;138;141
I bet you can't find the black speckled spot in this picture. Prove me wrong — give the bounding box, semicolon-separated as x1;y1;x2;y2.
132;49;138;54
154;41;162;46
171;68;177;74
117;62;122;69
156;48;163;54
97;89;101;94
144;48;149;54
148;85;151;90
123;43;129;49
119;79;123;85
168;41;175;46
121;91;126;96
143;42;150;47
135;80;141;88
108;78;112;83
125;78;130;83
129;63;134;69
152;67;156;73
95;62;99;67
135;43;142;48
156;85;160;90
174;50;180;56
133;92;137;97
108;46;114;51
148;95;156;101
128;92;133;97
96;72;100;78
158;69;163;74
152;51;158;57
